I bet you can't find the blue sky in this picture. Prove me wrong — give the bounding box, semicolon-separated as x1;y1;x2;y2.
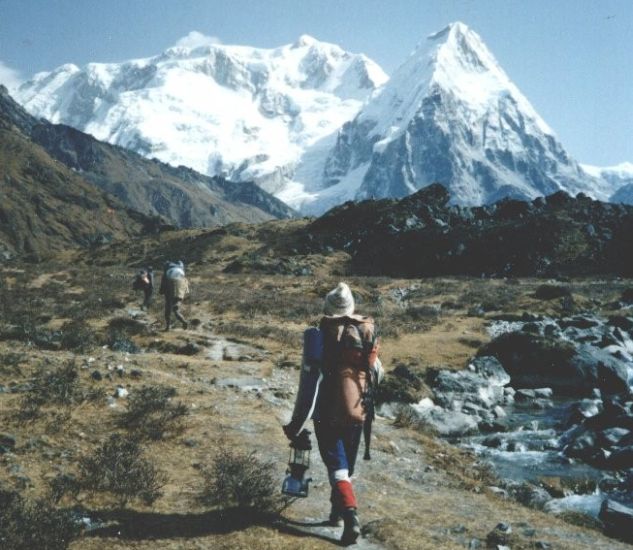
0;0;631;166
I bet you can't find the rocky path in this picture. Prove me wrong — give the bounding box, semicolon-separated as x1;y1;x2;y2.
68;307;633;549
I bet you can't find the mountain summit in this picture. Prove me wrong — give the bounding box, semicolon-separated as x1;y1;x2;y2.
290;22;614;213
16;35;387;195
16;24;619;213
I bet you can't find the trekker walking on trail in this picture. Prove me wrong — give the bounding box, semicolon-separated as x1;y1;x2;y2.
284;282;382;546
132;267;154;310
159;261;189;331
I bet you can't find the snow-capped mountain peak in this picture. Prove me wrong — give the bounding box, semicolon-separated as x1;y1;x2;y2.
14;24;624;216
15;33;387;194
286;21;614;213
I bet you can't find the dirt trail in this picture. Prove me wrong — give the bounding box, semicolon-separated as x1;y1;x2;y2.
90;311;632;550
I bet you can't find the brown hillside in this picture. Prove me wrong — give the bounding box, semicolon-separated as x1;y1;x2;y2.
0;119;153;259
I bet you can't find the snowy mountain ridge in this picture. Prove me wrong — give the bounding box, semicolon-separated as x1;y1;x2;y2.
583;162;633;205
288;22;616;213
16;34;387;195
15;23;627;214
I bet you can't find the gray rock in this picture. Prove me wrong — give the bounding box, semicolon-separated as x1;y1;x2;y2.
607;445;633;469
479;332;631;396
599;499;633;542
600;427;630;446
469;356;511;386
415;406;479;437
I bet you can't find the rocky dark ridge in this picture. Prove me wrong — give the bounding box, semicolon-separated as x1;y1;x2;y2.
1;86;295;228
301;183;633;277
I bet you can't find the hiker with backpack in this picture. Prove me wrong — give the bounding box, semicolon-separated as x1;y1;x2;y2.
283;282;382;546
159;261;189;331
132;267;154;310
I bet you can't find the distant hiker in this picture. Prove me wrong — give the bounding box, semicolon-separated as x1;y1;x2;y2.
132;267;154;310
283;282;382;546
159;261;189;330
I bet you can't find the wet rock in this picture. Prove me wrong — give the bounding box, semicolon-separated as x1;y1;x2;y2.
414;406;479;437
599;427;630;447
506;482;551;510
479;332;630;396
534;284;571;300
599;499;633;543
619;289;633;305
479;419;511;434
563;398;602;428
606;446;633;469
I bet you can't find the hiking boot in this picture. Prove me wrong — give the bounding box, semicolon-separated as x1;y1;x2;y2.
341;508;360;545
327;505;342;527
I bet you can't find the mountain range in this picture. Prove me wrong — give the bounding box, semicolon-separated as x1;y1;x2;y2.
1;85;294;231
13;22;631;215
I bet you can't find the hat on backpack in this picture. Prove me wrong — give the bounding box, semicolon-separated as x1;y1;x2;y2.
324;282;355;317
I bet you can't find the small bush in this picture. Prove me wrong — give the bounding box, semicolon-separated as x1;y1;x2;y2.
76;434;165;507
375;362;427;405
534;284;572;300
107;329;141;353
107;317;148;336
0;485;79;549
199;446;283;516
18;361;101;420
393;404;419;428
0;352;26;373
118;385;188;440
59;320;98;352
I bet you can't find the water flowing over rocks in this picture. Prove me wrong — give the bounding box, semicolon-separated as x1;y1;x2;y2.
479;314;633;397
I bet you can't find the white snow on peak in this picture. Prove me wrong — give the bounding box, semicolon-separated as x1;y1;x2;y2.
15;35;387;193
287;21;611;214
361;21;552;142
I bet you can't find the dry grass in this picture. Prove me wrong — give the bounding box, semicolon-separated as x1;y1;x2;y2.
0;251;631;549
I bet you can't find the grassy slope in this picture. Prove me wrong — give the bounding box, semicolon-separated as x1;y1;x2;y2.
0;122;147;258
0;231;631;549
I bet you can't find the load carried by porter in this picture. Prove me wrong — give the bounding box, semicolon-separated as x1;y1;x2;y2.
283;282;383;546
159;261;190;331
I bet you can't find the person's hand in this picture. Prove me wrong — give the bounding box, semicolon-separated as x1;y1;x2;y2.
282;419;301;440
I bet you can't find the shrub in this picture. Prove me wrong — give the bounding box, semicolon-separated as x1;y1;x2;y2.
0;485;79;549
76;434;165;507
199;446;283;516
534;284;572;300
18;361;102;420
0;352;26;374
118;385;188;440
59;320;98;352
107;317;148;336
393;404;420;428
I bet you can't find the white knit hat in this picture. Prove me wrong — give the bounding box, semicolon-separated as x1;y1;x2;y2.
324;282;355;316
